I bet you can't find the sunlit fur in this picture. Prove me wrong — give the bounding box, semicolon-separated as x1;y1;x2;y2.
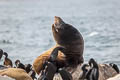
33;46;65;74
0;68;32;80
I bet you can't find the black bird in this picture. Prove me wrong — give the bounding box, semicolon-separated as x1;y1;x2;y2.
15;59;25;70
0;49;3;60
3;52;13;67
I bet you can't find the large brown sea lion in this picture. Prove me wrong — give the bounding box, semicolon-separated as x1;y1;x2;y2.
33;16;84;74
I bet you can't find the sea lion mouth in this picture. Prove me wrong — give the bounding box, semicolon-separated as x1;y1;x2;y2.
53;16;65;32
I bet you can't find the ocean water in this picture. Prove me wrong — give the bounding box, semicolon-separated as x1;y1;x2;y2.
0;0;120;67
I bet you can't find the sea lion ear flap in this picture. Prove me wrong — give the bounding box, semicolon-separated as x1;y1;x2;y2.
109;63;119;73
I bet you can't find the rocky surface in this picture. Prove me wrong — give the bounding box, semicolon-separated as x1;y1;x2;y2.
107;74;120;80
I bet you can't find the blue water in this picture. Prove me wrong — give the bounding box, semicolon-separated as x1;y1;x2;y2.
0;0;120;67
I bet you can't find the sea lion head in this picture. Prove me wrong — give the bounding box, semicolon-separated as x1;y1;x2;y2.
52;16;83;47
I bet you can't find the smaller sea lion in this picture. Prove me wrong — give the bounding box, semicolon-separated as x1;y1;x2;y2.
15;60;37;80
0;68;32;80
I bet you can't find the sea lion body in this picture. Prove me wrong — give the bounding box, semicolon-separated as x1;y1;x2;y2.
52;16;84;66
33;16;84;74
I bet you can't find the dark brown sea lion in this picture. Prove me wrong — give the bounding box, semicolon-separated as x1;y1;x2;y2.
52;16;84;66
33;16;84;74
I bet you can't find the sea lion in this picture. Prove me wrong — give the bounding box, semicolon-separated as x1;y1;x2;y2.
15;60;37;80
0;68;32;80
0;49;3;60
52;16;84;66
33;16;84;74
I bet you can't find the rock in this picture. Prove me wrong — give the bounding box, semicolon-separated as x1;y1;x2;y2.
107;74;120;80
